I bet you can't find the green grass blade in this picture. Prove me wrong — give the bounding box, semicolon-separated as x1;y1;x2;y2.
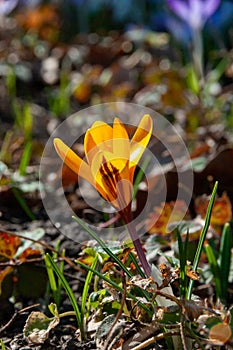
76;259;153;315
219;223;232;303
187;181;218;299
12;186;35;221
44;254;61;308
57;249;65;305
0;130;13;163
132;155;151;201
45;253;85;340
72;215;132;278
19;140;32;176
22;104;33;140
73;216;151;301
81;255;98;318
128;252;146;278
0;339;6;350
205;244;222;299
44;254;58;292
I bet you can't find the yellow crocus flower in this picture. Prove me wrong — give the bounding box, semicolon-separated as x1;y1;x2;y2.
54;114;152;215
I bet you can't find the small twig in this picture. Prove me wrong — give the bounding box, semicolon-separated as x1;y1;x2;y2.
180;313;188;350
130;331;181;350
0;227;82;272
151;289;182;307
0;257;44;267
0;303;40;334
97;213;120;229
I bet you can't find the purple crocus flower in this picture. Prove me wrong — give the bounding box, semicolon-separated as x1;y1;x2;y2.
0;0;18;15
167;0;221;30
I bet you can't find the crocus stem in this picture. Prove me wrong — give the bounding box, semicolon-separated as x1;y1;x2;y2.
121;209;151;278
192;28;204;90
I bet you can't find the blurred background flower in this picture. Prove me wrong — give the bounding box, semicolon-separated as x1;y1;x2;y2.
167;0;221;30
0;0;18;16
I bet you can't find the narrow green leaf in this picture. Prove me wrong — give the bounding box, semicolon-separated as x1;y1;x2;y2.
12;186;35;221
0;339;6;350
206;58;229;84
187;64;200;94
128;252;146;278
45;254;57;292
205;244;222;299
57;249;65;306
0;130;13;163
6;67;16;98
219;223;232;303
45;254;85;340
132;155;151;200
81;255;98;318
73;216;151;302
187;181;218;299
19;140;32;176
23;104;33;140
72;215;132;278
76;260;152;315
44;254;59;307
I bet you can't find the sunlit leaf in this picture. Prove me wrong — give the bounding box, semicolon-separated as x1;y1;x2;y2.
24;304;60;344
195;192;232;230
209;322;232;345
0;233;21;260
146;200;190;235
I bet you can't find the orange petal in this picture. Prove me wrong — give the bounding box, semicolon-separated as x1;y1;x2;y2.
54;138;93;185
84;121;113;163
113;118;130;160
130;114;153;167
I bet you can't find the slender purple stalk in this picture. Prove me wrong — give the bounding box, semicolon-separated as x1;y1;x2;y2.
127;221;151;278
120;207;151;278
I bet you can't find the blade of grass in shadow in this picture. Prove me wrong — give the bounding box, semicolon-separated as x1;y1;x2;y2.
44;247;65;310
205;244;222;299
219;223;232;303
45;253;85;340
76;259;153;315
56;249;65;309
205;244;222;300
81;255;98;319
0;130;13;163
73;215;151;301
12;186;35;221
128;252;146;278
186;181;218;300
132;155;151;201
44;254;59;306
72;215;132;278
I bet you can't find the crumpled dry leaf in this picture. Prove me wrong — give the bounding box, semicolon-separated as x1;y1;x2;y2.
209;322;232;345
0;228;44;293
95;314;125;350
0;233;21;259
146;200;190;235
195;192;232;231
182;299;204;321
24;303;60;344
